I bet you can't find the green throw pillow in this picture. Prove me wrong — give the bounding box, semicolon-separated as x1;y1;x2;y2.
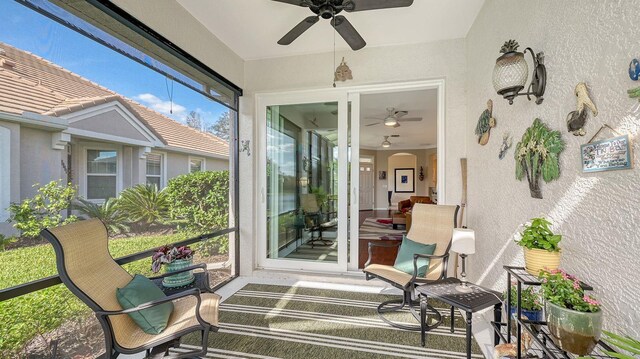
393;235;436;277
116;274;174;335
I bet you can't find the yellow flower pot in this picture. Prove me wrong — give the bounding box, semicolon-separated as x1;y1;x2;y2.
524;247;561;276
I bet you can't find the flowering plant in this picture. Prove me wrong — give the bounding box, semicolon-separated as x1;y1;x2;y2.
151;245;194;273
539;269;600;313
505;284;542;311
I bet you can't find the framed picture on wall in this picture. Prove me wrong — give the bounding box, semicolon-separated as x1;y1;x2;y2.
394;168;415;193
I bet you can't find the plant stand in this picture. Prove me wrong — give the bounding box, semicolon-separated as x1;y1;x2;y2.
492;266;618;359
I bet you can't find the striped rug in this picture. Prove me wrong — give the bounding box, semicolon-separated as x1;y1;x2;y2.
178;284;482;359
359;218;405;241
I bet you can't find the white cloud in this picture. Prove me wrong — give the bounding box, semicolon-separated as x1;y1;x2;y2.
135;93;186;119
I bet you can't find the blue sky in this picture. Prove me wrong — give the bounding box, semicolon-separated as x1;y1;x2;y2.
0;0;229;127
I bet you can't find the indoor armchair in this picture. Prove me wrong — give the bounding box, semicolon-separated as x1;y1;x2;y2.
363;203;459;331
41;219;220;358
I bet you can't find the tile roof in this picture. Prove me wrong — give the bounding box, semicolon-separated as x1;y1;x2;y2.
0;42;229;158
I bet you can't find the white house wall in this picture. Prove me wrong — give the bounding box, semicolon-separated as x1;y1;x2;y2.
465;0;640;337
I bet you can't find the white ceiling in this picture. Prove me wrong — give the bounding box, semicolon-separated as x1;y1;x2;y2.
177;0;485;60
360;89;437;149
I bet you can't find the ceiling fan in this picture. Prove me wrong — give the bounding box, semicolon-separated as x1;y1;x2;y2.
272;0;414;51
365;107;422;128
381;134;400;148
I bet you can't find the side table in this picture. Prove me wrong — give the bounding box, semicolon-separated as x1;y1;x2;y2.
417;278;503;359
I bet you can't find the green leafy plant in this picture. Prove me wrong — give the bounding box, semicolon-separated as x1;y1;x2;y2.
7;181;77;239
117;184;169;227
505;285;542;311
165;171;229;234
539;269;600;313
597;331;640;359
0;234;17;251
74;197;129;236
515;217;562;252
515;118;565;199
309;186;328;210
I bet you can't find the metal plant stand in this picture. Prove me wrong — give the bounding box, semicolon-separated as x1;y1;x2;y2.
492;266;619;359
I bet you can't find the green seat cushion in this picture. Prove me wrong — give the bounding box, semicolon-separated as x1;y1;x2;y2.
393;235;436;277
116;274;174;335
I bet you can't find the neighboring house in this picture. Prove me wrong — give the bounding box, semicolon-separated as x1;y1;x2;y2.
0;42;229;235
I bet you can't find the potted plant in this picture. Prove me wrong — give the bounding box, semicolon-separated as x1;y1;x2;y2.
505;285;543;335
152;245;196;288
540;269;603;355
515;217;562;276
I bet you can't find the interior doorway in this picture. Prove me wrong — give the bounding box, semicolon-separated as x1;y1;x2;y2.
359;157;375;211
355;88;439;269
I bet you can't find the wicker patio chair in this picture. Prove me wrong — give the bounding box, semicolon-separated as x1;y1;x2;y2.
41;219;219;358
363;203;459;331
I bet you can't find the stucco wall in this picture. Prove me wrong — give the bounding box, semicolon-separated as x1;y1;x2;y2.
465;0;640;337
20;127;64;199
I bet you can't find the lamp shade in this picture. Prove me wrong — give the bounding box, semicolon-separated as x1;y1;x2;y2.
450;228;476;255
384;116;398;127
493;51;528;95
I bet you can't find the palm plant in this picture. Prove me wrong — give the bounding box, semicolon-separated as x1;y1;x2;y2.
74;197;129;236
117;184;169;228
515;118;565;199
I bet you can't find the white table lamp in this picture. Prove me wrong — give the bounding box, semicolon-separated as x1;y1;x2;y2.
450;228;476;293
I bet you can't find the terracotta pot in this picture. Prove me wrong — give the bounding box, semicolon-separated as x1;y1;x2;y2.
523;247;561;276
546;301;603;355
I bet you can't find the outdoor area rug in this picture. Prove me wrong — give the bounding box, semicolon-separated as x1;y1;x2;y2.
177;284;482;359
359;218;405;241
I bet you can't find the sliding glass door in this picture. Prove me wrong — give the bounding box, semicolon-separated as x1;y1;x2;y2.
259;92;349;271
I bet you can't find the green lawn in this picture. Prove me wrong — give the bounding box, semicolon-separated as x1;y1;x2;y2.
0;232;190;355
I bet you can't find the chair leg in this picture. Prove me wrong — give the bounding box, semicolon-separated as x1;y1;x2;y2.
377;289;443;331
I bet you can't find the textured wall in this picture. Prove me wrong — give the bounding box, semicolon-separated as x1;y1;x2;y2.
466;0;640;337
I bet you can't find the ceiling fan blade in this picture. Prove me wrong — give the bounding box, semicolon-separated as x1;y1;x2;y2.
271;0;310;6
331;15;366;51
365;122;381;127
394;110;409;118
278;16;320;45
344;0;414;12
397;117;423;122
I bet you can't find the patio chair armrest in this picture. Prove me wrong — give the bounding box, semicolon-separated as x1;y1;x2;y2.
96;288;202;317
410;253;451;283
148;263;207;280
364;240;402;267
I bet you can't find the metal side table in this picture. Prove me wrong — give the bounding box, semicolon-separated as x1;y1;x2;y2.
417;278;503;359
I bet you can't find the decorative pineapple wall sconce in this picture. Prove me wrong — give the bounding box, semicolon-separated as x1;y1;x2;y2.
493;40;546;105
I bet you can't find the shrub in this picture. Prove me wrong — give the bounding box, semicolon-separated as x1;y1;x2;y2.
117;184;169;227
8;181;77;239
74;197;129;236
165;171;229;235
0;234;17;251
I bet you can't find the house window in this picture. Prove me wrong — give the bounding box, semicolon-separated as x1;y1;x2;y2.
146;153;163;189
189;157;204;173
87;149;117;200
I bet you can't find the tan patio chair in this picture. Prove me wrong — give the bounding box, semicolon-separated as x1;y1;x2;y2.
41;219;219;358
300;193;336;247
363;203;459;330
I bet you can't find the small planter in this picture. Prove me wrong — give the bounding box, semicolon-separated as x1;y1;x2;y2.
524;247;560;276
545;301;603;355
510;307;543;336
162;258;195;288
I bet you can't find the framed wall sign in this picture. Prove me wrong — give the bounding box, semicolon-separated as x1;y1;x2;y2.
581;134;633;172
394;168;415;193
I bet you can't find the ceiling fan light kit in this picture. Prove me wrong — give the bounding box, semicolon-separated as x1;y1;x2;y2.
381;135;391;148
272;0;414;51
384;117;398;127
493;39;546;105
